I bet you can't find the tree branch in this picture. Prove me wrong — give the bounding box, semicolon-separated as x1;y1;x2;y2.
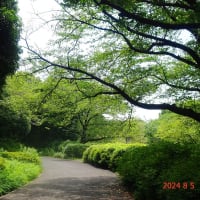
101;10;200;68
153;74;200;93
40;77;63;105
26;45;200;122
98;0;200;30
140;0;195;10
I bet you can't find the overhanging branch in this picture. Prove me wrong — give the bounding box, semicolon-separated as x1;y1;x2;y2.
26;44;200;122
97;0;200;30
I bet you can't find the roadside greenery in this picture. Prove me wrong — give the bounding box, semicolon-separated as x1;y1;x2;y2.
1;0;199;199
83;142;200;200
0;146;41;196
39;140;90;159
118;142;200;200
1;72;199;200
83;143;145;171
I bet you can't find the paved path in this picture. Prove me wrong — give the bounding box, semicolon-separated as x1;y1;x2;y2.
0;157;133;200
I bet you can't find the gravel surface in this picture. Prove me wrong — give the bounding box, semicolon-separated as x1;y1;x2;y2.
0;157;133;200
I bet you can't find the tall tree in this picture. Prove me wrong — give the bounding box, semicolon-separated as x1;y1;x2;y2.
0;0;21;89
0;72;41;140
26;0;200;122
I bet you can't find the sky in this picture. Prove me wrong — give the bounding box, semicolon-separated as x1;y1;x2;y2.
18;0;160;121
18;0;59;48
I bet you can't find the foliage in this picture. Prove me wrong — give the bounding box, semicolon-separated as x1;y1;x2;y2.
27;0;200;121
0;157;6;170
0;151;40;165
26;74;129;145
0;159;41;196
83;143;145;171
0;146;41;196
0;0;21;88
38;140;89;159
0;102;31;139
53;152;65;159
39;147;56;157
0;72;41;141
117;141;200;200
120;118;147;143
0;138;24;151
64;143;89;159
145;111;200;144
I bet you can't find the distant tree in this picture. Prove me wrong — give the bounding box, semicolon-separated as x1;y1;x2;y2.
35;74;128;143
120;118;147;143
145;111;200;144
0;0;21;89
75;95;126;143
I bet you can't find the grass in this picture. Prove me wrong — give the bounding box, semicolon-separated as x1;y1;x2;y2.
0;148;42;196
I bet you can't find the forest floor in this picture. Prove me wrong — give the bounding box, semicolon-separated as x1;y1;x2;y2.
0;157;133;200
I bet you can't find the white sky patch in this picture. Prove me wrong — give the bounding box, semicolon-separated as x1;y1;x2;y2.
18;0;60;48
134;107;160;121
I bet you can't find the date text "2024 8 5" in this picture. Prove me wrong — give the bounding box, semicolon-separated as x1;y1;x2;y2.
163;182;195;190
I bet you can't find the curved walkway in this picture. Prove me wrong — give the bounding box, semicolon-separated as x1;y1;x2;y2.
0;157;133;200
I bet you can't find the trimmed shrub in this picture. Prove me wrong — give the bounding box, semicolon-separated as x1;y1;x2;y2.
83;143;145;171
83;144;115;169
117;141;200;200
64;143;89;159
109;147;129;170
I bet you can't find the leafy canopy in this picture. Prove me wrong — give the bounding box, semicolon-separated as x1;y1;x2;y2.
26;0;200;122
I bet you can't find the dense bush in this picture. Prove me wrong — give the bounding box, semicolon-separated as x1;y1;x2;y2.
38;147;56;157
53;152;65;159
38;141;89;159
0;157;5;170
83;143;145;171
0;159;41;196
83;144;114;169
117;141;200;200
0;147;41;196
64;143;89;159
0;151;40;165
0;139;24;151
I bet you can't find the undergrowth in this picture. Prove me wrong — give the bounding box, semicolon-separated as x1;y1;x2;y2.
0;145;41;196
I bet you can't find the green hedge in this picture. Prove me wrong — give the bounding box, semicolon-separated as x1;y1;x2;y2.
117;142;200;200
83;143;145;171
64;143;89;159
